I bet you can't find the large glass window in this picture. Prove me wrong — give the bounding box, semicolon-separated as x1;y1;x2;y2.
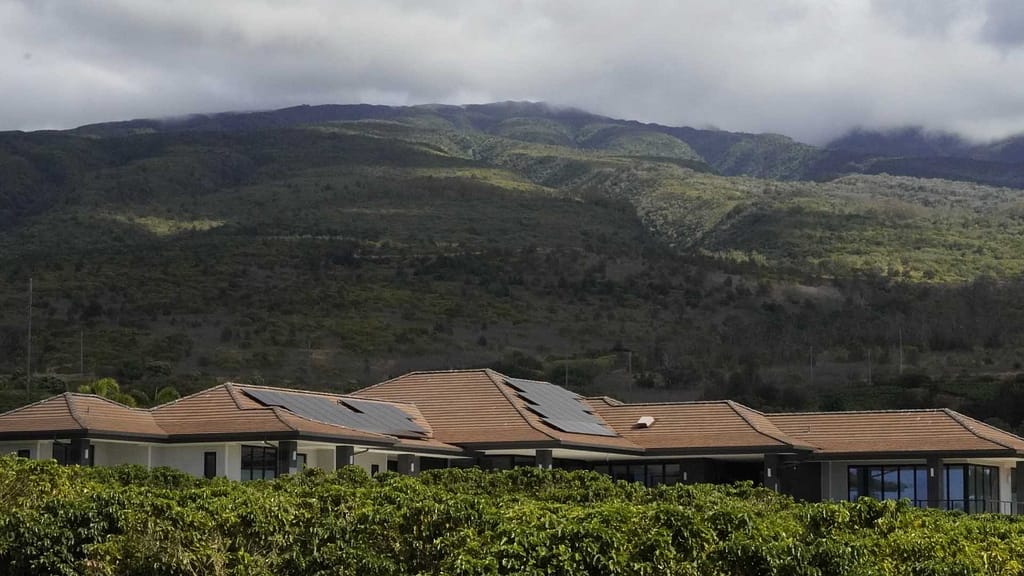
947;464;1000;513
848;465;928;507
241;445;277;481
601;462;684;487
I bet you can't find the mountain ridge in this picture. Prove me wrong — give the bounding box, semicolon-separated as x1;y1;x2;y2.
3;100;1024;429
56;101;1024;188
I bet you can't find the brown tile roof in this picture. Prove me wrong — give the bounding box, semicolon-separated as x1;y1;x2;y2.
0;385;462;454
353;369;643;453
586;398;814;453
768;409;1024;456
0;394;83;436
0;393;164;438
151;383;463;450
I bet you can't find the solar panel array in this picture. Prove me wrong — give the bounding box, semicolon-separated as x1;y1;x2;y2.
504;377;618;437
242;388;428;438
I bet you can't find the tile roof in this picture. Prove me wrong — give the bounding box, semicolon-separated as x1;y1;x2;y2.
353;369;643;453
768;409;1024;456
151;383;461;452
3;373;1024;461
586;398;814;453
0;385;461;453
0;393;164;438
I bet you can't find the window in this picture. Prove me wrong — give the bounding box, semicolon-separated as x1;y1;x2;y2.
53;443;70;465
371;464;380;476
848;465;928;507
241;445;277;481
947;464;1000;513
16;449;30;459
297;453;307;470
599;461;684;487
203;451;217;479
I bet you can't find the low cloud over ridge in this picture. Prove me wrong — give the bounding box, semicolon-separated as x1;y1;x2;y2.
3;0;1024;143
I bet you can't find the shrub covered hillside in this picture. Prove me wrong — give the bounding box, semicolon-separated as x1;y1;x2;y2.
2;457;1024;576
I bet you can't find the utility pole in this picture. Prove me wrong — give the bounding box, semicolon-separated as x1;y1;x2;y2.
898;327;904;375
867;348;872;386
79;329;85;376
809;345;814;387
26;277;32;402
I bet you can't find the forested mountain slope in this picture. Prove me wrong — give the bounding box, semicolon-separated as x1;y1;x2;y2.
2;103;1024;432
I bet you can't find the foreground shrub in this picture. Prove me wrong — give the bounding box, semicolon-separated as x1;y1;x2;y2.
1;456;1023;575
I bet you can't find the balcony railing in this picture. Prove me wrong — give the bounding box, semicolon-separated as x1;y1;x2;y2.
907;499;1024;515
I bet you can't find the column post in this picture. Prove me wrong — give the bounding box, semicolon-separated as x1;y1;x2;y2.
277;440;299;477
336;445;356;470
927;456;945;509
69;438;91;466
536;449;553;470
1014;461;1024;515
397;453;419;475
763;454;781;492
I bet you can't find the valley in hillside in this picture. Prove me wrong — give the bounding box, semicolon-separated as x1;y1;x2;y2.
2;103;1024;432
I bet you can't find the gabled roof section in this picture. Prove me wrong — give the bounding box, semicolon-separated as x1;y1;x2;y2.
768;409;1024;456
586;398;814;454
0;393;164;439
353;369;642;453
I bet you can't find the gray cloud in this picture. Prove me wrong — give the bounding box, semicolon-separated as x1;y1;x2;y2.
981;0;1024;47
2;0;1024;143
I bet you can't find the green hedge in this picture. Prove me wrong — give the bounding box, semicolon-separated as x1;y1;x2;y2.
2;456;1024;575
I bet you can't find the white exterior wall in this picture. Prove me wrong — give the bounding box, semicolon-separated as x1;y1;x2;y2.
0;441;37;458
94;442;150;467
36;440;53;460
225;444;241;481
355;451;388;475
999;463;1014;514
305;448;337;472
153;445;220;478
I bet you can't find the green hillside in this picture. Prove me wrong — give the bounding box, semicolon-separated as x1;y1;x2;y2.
3;106;1024;429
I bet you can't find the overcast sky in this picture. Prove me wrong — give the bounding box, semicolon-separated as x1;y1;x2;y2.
3;0;1024;143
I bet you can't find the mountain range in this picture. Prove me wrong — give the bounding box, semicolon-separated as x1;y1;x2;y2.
2;101;1024;430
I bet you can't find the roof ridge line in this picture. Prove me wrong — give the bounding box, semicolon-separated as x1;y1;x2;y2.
726;400;803;450
0;393;73;418
270;406;301;432
235;382;423;408
354;368;493;396
943;408;1015;451
769;408;951;416
596;399;734;407
151;382;235;412
64;393;89;430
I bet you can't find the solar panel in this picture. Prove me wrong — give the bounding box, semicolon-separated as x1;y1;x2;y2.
243;388;428;438
504;377;618;437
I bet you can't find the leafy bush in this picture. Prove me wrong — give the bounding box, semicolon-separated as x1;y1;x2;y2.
2;456;1024;575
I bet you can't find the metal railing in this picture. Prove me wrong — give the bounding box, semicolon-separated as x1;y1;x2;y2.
907;499;1024;515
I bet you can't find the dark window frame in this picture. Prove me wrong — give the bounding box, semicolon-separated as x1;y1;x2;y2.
847;465;928;507
203;451;217;479
241;445;277;481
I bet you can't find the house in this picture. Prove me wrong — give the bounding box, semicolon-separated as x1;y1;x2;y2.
2;368;1022;513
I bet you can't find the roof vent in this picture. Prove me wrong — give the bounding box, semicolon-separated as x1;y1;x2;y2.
635;415;655;428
